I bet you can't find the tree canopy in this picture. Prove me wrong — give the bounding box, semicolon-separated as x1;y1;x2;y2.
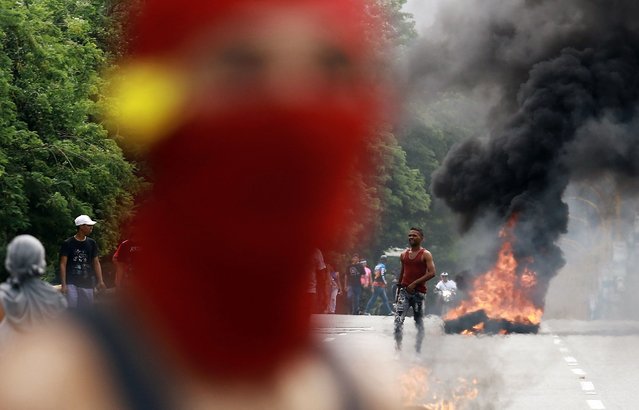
0;0;139;279
0;0;474;280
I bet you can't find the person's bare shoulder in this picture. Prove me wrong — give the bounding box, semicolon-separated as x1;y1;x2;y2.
422;249;433;260
0;318;124;409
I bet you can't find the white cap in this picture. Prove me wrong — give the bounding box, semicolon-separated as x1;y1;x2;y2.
74;215;97;226
441;272;449;276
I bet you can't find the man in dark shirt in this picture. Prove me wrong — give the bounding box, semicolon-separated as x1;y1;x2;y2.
345;253;365;315
59;215;106;308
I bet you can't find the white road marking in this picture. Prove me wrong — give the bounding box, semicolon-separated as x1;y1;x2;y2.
323;337;335;342
338;333;347;336
552;337;607;410
564;356;578;365
572;368;587;376
586;399;605;409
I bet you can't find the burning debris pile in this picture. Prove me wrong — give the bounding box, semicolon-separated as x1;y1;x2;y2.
410;0;639;326
444;310;539;335
444;216;543;334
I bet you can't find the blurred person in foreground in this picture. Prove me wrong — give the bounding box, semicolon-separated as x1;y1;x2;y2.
0;235;67;347
0;0;397;408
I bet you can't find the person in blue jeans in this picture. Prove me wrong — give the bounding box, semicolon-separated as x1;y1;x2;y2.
365;255;393;315
345;254;365;314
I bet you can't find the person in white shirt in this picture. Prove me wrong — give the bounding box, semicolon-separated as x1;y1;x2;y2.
435;272;457;316
435;272;457;292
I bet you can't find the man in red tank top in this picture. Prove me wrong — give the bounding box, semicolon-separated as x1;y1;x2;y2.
394;227;436;355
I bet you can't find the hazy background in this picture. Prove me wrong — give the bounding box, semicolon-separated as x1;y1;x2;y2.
400;0;639;321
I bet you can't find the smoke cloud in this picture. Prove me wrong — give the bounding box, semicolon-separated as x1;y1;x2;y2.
407;0;639;309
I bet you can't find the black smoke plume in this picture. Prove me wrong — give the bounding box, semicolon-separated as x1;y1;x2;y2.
411;0;639;308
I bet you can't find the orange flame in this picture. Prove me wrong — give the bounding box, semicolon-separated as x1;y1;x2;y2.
400;366;479;409
400;366;429;405
445;216;543;326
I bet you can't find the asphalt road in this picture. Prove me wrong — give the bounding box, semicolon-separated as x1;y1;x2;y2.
312;314;639;409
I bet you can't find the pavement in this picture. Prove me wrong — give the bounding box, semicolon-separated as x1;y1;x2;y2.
312;314;639;409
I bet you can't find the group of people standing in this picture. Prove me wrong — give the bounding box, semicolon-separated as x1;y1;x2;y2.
4;215;453;363
0;213;138;348
306;227;439;356
345;254;394;316
308;251;395;316
0;214;104;346
60;214;138;306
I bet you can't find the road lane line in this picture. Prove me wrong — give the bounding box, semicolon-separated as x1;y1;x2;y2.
586;399;605;409
550;334;608;410
572;368;586;376
563;356;578;365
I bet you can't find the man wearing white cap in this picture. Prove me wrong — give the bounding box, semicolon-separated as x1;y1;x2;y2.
59;215;106;308
435;272;457;292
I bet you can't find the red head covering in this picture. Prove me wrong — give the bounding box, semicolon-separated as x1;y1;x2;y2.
130;0;376;59
126;0;383;381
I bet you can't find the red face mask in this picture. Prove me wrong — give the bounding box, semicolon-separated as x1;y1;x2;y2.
125;0;383;381
132;104;376;379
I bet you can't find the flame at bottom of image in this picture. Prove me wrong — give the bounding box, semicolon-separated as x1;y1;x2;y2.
400;366;479;409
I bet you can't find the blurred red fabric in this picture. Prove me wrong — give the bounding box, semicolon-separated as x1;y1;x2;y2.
126;0;382;381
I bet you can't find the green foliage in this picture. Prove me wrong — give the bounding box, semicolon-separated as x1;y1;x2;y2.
376;0;418;48
0;0;139;280
372;131;430;250
334;1;423;265
0;0;469;283
397;95;483;273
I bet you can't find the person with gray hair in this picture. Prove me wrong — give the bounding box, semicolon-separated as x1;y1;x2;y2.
0;235;67;346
